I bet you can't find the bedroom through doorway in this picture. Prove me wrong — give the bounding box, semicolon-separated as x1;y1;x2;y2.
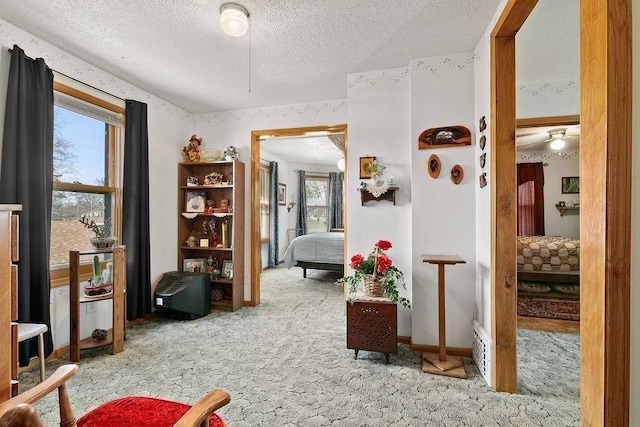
249;125;348;307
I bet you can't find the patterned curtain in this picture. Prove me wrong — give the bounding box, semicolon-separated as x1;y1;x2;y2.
268;161;279;267
327;172;344;230
517;162;545;236
295;170;307;236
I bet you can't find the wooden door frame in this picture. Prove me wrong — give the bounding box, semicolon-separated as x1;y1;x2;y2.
491;0;631;424
249;124;347;307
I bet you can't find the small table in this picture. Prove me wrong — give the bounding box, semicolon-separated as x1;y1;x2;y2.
69;246;127;362
346;292;397;364
421;254;467;378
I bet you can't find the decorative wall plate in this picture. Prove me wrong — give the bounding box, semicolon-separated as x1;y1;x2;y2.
418;126;471;149
427;154;441;178
479;135;486;150
450;165;464;185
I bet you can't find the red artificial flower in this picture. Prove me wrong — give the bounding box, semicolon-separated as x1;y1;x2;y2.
377;255;392;273
375;240;392;251
350;254;364;269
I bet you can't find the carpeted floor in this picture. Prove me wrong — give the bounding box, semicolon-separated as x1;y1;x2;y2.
518;296;580;321
21;266;580;426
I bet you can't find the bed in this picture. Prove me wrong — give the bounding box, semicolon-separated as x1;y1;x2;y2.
283;232;344;278
516;235;580;298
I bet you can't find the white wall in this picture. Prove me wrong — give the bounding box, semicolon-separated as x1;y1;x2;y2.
516;79;579;118
256;151;292;268
192;102;347;300
0;19;191;349
516;152;580;239
473;27;494;335
410;54;477;347
346;67;412;335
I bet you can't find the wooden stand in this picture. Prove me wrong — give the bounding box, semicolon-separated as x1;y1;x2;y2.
69;246;126;362
1;205;20;401
421;254;467;378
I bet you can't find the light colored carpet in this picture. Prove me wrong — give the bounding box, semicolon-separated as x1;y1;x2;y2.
21;266;580;426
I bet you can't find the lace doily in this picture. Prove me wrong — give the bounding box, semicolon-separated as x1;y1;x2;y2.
368;185;389;198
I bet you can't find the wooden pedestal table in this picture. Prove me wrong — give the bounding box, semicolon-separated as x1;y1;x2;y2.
421;254;467;378
69;246;126;362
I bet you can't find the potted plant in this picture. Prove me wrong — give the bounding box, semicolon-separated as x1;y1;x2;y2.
370;160;386;187
84;255;113;297
339;240;410;308
79;215;117;249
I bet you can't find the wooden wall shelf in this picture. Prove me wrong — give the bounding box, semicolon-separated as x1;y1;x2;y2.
358;186;398;205
555;204;580;216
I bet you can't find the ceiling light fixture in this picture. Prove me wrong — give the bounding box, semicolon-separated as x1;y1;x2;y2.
548;128;567;150
337;158;345;171
220;3;249;37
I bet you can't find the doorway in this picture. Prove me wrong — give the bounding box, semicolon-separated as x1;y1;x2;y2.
249;124;347;306
491;0;631;423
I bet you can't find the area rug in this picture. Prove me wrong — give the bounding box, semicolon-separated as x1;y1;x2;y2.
518;296;580;321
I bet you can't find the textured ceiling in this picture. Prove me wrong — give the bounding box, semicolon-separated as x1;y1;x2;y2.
516;0;579;82
262;136;343;166
0;0;504;114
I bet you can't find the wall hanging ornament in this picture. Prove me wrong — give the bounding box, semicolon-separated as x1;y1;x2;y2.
479;135;486;150
450;164;464;185
479;172;487;188
427;154;441;178
479;116;486;132
479;152;486;168
418;126;471;149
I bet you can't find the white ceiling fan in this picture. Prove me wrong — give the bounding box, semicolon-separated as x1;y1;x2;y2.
516;125;580;151
545;128;569;149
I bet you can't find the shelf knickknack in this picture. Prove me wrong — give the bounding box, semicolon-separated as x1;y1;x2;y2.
79;215;117;249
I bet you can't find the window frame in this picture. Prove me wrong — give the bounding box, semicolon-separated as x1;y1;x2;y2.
259;162;271;243
304;174;329;233
50;82;125;288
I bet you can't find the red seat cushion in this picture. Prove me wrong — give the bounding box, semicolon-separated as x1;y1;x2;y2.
76;396;225;427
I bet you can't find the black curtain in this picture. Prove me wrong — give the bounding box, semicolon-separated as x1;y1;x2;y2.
268;161;279;267
327;172;344;230
122;100;152;320
295;170;307;236
0;45;54;360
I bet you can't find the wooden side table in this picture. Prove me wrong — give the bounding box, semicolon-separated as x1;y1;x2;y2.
346;293;397;363
421;254;467;378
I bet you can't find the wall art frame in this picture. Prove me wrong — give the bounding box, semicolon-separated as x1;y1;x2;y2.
359;156;376;179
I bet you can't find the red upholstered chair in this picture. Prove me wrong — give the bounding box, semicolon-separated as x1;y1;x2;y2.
0;365;229;427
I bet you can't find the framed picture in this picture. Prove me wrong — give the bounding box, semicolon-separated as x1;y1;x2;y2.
221;259;233;279
199;238;209;247
278;183;286;206
561;176;580;194
183;258;206;273
359;156;376;179
185;191;206;212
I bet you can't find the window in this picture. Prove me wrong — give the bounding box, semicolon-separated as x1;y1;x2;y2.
50;83;124;270
259;163;270;242
305;175;329;233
